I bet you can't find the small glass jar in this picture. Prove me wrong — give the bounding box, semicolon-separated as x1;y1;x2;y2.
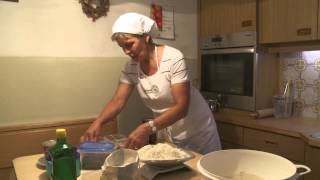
273;95;293;118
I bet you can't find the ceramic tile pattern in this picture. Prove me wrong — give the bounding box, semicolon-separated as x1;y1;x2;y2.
280;51;320;119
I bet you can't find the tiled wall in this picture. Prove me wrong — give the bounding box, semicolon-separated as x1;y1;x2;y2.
280;51;320;119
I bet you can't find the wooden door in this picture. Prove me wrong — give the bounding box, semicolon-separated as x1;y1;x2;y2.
259;0;318;43
200;0;256;38
305;146;320;180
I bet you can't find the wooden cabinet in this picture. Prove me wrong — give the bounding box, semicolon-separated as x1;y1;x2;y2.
243;128;305;163
0;119;117;180
200;0;256;38
217;122;305;163
305;146;320;180
259;0;319;43
217;122;244;149
214;110;320;180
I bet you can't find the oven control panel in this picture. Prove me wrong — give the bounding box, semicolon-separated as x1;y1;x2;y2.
201;31;256;49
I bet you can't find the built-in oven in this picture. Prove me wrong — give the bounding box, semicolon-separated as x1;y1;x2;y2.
200;31;257;111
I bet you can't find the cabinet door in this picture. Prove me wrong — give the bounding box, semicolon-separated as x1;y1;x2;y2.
200;0;256;38
305;146;320;180
259;0;318;43
243;128;305;162
216;122;244;149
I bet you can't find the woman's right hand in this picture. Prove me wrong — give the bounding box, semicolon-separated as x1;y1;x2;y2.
80;120;103;142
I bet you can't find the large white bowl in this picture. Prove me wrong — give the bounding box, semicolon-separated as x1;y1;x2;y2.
197;149;310;180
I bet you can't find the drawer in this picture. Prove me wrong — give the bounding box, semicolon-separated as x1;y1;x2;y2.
243;128;305;162
217;122;243;145
221;141;244;150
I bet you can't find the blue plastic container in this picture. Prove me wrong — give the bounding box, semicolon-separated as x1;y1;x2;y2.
79;140;116;169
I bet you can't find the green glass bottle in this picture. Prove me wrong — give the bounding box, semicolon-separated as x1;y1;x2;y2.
49;129;76;180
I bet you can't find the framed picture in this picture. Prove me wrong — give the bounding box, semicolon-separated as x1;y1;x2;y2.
150;3;175;40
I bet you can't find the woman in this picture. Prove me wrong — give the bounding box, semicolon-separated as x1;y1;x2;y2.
81;12;221;154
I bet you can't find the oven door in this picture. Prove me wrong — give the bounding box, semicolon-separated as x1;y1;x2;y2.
200;47;256;111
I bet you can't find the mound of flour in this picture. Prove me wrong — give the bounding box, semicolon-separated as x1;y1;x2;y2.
138;143;190;160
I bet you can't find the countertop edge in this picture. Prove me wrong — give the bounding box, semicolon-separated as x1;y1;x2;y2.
213;108;320;148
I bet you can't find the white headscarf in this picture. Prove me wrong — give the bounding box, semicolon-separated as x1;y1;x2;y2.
112;12;158;37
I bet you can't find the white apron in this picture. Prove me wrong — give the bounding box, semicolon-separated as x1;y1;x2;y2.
134;46;221;154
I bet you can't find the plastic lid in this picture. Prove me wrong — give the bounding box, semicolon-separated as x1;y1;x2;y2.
79;141;115;152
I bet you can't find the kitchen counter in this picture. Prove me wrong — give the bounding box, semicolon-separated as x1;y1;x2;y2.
12;153;203;180
214;108;320;147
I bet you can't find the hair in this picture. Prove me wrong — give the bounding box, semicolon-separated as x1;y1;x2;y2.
111;32;153;44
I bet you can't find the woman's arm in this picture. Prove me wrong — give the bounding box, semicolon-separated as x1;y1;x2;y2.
125;82;190;149
81;82;134;142
153;82;190;129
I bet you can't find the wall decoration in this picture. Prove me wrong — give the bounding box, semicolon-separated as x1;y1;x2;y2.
150;3;175;40
79;0;109;22
151;4;163;31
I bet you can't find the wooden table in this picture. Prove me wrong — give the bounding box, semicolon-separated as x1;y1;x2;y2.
12;153;204;180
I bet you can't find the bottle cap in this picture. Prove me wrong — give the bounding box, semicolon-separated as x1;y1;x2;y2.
56;128;66;138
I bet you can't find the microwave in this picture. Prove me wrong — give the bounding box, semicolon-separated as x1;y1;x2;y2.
200;32;278;111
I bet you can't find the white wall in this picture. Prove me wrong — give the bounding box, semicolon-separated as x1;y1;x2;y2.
0;0;198;58
0;0;198;134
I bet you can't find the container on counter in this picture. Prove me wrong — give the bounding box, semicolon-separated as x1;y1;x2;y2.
42;139;56;161
101;148;139;180
273;95;293;118
49;129;77;180
79;139;116;169
197;149;311;180
273;80;294;118
45;138;80;178
107;134;127;148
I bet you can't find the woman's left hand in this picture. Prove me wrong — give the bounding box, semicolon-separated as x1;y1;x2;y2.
124;124;150;150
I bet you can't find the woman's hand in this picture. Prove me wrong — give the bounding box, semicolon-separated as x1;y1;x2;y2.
80;83;134;143
125;123;151;150
80;120;103;142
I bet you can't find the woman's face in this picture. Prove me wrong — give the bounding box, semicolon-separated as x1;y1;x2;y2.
116;35;149;62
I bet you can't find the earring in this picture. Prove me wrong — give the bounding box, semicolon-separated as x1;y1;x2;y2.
145;35;151;43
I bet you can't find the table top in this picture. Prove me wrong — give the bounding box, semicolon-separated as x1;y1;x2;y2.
13;152;204;180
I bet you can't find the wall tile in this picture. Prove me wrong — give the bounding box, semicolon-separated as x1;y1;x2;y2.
280;51;320;119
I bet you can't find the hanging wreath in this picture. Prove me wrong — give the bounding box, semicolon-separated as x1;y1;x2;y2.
79;0;110;22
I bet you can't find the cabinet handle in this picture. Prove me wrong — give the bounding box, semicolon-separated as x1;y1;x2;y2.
297;28;312;36
264;140;278;146
241;20;252;27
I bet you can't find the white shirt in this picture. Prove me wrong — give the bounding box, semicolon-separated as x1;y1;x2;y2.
120;45;221;154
